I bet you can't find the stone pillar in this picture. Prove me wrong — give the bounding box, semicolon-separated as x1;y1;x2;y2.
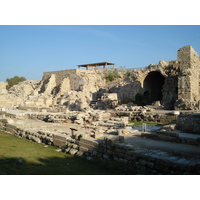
177;46;193;101
177;45;200;103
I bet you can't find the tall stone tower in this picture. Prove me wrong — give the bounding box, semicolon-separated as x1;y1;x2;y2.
177;45;200;104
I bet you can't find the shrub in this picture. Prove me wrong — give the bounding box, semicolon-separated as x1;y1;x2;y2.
6;76;26;90
105;69;121;83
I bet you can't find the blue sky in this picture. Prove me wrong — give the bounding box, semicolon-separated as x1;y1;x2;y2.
0;25;200;82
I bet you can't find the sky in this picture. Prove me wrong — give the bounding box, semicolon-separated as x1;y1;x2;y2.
0;25;200;82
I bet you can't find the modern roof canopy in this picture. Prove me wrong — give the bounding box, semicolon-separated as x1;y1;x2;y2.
78;62;115;70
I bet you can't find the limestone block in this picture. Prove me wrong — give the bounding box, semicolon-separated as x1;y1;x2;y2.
176;113;200;134
104;135;124;147
69;149;78;155
43;74;57;95
106;129;118;135
59;78;71;95
96;112;111;121
0;82;8;94
76;151;84;157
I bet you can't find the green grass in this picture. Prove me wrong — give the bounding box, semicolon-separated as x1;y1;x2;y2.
0;131;137;175
129;121;164;126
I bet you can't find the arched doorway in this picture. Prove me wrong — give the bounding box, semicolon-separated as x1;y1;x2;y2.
143;71;165;104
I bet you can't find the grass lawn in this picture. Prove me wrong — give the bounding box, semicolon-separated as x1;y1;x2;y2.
0;131;136;175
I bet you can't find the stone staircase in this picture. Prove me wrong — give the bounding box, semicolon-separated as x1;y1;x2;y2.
141;126;200;146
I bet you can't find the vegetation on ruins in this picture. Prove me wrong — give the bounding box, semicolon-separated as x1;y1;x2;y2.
104;69;121;83
124;70;131;77
101;68;132;84
6;76;26;90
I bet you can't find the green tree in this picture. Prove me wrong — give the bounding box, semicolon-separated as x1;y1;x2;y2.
6;76;26;90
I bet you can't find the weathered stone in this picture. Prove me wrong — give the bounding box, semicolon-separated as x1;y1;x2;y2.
69;149;78;155
176;113;200;134
0;82;8;94
100;93;118;109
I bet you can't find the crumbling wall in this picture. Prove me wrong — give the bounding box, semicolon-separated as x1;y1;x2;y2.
98;93;118;109
57;77;71;96
104;61;179;109
176;113;200;134
57;91;91;111
0;69;106;110
0;45;199;111
42;69;78;87
0;80;41;109
38;68;106;110
9;80;40;96
175;46;200;109
42;69;105;94
0;82;8;94
41;74;57;95
102;45;200;110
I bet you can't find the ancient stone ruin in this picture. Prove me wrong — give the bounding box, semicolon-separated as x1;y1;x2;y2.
0;45;200;174
105;45;200;110
1;45;200;111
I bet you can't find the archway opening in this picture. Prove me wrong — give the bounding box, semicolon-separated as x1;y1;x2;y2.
143;71;165;104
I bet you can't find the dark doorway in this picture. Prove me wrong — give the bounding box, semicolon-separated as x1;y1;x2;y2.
143;71;165;104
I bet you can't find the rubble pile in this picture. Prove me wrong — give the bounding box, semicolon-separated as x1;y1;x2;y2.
115;104;154;112
97;93;118;109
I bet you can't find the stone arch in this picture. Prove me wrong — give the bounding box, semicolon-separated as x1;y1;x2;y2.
143;71;165;104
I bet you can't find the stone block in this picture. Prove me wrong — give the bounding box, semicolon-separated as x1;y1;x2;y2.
139;159;147;166
69;149;78;155
78;146;87;151
118;158;128;164
76;151;84;157
103;154;109;160
146;161;155;169
53;134;67;148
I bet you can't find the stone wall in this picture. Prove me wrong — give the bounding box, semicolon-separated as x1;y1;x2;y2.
42;68;105;94
175;46;200;109
0;82;8;94
102;45;200;110
0;80;41;109
0;69;106;110
0;118;199;175
37;68;107;110
1;107;179;125
0;45;199;111
103;60;180;109
176;113;200;134
0;119;54;145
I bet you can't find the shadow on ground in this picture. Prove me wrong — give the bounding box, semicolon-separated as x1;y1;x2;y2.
0;155;139;175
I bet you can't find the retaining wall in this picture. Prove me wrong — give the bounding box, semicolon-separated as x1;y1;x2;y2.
0;118;199;175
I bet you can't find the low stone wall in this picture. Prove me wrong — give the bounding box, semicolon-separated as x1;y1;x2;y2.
0;118;199;175
176;113;200;134
114;110;178;124
2;106;180;126
141;130;200;146
0;119;54;145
